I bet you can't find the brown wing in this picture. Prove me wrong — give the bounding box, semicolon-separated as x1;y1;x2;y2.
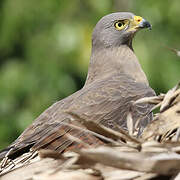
0;73;155;159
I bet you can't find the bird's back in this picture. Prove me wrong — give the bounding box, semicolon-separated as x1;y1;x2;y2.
0;73;155;160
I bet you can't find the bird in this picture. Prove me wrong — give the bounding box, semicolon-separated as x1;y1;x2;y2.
0;12;155;160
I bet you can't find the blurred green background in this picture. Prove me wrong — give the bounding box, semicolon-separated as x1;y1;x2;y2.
0;0;180;149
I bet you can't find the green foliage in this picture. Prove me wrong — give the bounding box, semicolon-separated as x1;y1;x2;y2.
0;0;180;148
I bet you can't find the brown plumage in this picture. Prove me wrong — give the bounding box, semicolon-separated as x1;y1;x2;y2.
0;12;155;160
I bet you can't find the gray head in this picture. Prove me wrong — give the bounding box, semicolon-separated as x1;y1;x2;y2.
92;12;151;50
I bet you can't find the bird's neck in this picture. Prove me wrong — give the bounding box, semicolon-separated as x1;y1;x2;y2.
85;45;149;86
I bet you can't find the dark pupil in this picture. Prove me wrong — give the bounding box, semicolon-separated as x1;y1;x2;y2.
117;22;123;27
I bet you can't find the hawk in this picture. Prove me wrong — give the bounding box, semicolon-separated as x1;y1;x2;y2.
0;12;155;160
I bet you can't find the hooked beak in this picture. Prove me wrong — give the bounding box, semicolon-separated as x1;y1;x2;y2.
138;18;152;30
128;16;152;32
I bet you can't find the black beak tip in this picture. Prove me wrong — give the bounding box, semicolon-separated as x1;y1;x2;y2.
143;21;152;30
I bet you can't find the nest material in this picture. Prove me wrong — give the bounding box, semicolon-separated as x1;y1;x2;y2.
1;83;180;180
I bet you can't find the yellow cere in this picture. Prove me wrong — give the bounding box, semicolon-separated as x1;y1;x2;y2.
134;16;143;24
126;16;143;32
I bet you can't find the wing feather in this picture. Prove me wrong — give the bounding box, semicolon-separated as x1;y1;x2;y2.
0;73;155;160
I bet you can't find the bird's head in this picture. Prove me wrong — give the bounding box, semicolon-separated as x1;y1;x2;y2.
92;12;151;50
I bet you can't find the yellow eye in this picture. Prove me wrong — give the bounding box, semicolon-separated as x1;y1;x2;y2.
114;20;128;30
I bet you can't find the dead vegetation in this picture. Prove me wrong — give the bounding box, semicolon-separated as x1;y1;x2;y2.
1;82;180;180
